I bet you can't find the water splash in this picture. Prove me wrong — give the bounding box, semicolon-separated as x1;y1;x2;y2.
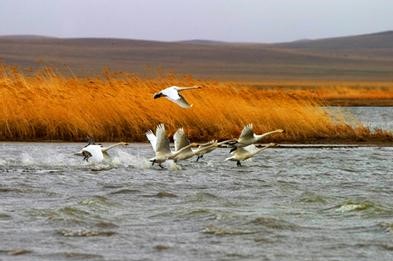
110;150;153;169
21;153;35;166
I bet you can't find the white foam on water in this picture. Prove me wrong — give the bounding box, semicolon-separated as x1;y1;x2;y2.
167;160;182;171
21;152;35;166
110;150;150;169
0;159;6;166
19;149;84;169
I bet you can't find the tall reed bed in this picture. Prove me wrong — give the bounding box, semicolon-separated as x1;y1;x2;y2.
249;81;393;102
0;66;391;142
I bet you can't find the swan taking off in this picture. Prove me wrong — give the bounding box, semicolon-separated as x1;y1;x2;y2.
231;124;284;152
171;128;195;161
75;141;128;163
146;124;208;167
172;127;228;162
192;139;234;161
225;143;276;166
153;85;201;108
146;123;172;168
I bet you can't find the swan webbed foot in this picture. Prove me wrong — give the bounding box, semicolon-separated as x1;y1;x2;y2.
236;161;241;167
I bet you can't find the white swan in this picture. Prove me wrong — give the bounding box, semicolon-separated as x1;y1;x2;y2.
153;85;201;108
231;124;284;152
75;141;128;163
225;143;276;166
171;128;195;161
146;124;172;167
192;139;235;161
146;124;211;167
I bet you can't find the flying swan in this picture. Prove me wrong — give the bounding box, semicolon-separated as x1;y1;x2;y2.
75;140;128;163
171;127;196;161
231;124;284;152
146;124;202;167
153;85;201;108
192;139;235;161
225;143;276;166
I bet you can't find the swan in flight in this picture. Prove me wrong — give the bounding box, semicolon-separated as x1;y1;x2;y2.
172;127;234;162
171;128;195;161
230;124;284;152
225;143;276;166
146;124;172;168
192;139;235;161
146;124;212;167
75;140;128;163
172;128;231;162
146;124;196;167
153;85;201;108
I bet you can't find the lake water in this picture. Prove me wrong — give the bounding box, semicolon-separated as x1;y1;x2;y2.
329;106;393;131
0;142;392;261
0;107;392;260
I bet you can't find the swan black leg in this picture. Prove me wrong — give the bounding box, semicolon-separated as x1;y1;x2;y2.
237;161;241;167
159;163;164;169
151;159;156;166
196;155;203;162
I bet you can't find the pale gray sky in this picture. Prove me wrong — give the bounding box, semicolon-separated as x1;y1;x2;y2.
0;0;392;42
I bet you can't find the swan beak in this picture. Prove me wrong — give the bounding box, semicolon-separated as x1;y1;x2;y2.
153;92;163;99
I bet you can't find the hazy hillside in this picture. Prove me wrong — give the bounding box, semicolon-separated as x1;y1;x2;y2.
1;31;393;81
279;31;393;50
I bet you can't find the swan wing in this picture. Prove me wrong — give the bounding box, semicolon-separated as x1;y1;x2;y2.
167;94;191;108
145;130;157;152
161;87;181;100
83;145;104;162
174;128;190;151
162;87;191;108
156;123;171;154
239;124;254;139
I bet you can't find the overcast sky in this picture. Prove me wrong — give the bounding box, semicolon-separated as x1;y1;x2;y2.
1;0;392;43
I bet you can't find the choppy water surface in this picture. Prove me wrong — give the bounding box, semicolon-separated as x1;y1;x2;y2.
0;143;392;261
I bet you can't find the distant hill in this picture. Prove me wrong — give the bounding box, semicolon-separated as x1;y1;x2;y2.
1;31;393;81
0;34;57;40
280;31;393;49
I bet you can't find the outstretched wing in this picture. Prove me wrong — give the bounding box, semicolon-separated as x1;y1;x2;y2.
162;87;192;108
174;128;190;151
82;145;104;162
239;124;254;139
155;124;171;154
145;130;157;152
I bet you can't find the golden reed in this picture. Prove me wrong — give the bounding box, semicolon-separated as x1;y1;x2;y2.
0;65;392;142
